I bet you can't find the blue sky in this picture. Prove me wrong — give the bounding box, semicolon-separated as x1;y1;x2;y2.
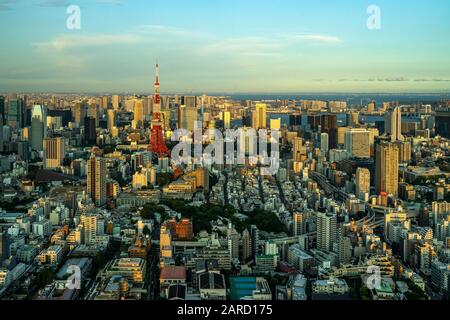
0;0;449;93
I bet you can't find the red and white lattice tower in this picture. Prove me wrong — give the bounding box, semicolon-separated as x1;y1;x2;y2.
148;64;170;157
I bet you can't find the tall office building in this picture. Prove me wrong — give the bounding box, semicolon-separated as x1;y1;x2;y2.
132;100;144;129
112;95;120;110
320;114;338;149
223;111;231;129
87;104;99;126
87;155;107;207
385;107;404;142
293;212;306;236
107;109;116;132
435;108;450;139
344;128;371;158
100;96;109;109
355;167;371;201
182;96;196;108
0;96;5;125
43;137;65;169
320;133;329;154
375;142;399;197
395;140;412;164
84;116;97;145
293;137;305;161
227;230;240;260
178;105;198;132
241;229;252;262
252;103;267;130
250;225;259;260
316;212;337;252
80;214;97;245
30;105;47;152
73;103;86;125
7;98;24;129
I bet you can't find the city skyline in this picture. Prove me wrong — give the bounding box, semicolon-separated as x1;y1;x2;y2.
1;0;450;93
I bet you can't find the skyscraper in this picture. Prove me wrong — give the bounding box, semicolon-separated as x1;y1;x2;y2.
241;229;252;262
178;105;198;132
87;155;107;207
87;104;99;126
73;103;86;125
112;95;120;110
222;111;231;129
182;96;196;109
344;128;371;158
7;98;24;129
320;114;338;149
435;108;450;139
320;133;329;154
0;96;5;125
132;100;144;129
375;142;399;196
100;96;109;109
43;137;65;169
84;116;97;145
292;137;305;161
80;214;97;245
385;107;404;142
250;225;259;260
293;212;305;236
31;105;47;152
355;167;371;201
395;140;412;164
316;212;337;252
107;109;116;132
252;103;267;130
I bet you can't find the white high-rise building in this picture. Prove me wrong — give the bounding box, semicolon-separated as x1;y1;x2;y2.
31;105;47;152
386;107;404;142
293;212;306;236
316;212;337;252
320;133;329;154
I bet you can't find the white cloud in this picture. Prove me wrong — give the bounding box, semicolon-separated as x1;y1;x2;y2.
33;33;143;51
197;32;342;57
133;24;204;38
296;34;341;43
199;37;283;57
280;33;342;44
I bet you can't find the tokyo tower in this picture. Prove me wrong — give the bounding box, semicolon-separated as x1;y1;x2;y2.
148;63;171;157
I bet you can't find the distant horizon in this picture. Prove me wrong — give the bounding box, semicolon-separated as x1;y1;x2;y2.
2;91;450;97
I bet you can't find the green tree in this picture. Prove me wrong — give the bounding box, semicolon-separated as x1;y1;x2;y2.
36;268;54;288
143;225;151;236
